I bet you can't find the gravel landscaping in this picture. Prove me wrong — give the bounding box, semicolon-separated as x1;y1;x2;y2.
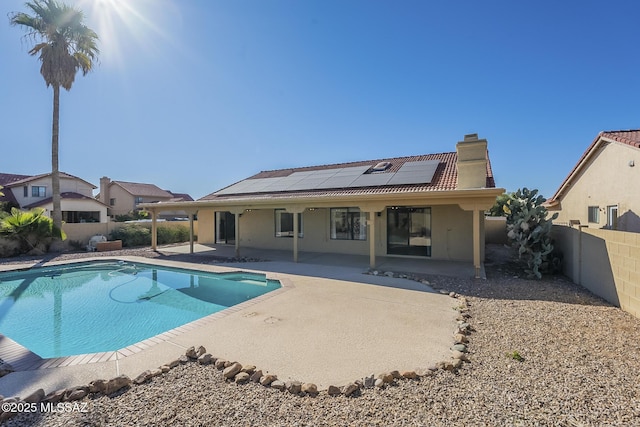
2;246;640;426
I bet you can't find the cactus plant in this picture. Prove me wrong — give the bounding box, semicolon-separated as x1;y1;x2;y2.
503;188;561;278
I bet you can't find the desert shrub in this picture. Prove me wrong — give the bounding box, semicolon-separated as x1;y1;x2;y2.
110;224;151;247
114;210;149;222
110;224;190;247
504;188;562;278
157;225;190;245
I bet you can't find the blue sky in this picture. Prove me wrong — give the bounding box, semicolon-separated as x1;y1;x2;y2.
2;0;639;200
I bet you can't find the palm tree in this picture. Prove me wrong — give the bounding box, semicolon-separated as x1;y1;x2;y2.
10;0;98;243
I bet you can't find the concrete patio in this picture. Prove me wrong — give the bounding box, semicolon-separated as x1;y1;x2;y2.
0;249;470;399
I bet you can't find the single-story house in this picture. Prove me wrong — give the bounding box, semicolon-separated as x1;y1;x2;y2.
141;134;504;277
545;130;640;232
0;172;108;223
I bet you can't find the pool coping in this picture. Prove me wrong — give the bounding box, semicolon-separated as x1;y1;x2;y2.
0;256;293;372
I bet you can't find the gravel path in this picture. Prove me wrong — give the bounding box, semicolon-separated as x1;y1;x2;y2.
3;247;640;426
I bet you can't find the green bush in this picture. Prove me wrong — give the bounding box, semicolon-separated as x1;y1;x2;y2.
0;208;66;256
157;225;190;245
114;210;150;222
110;225;151;247
110;224;190;247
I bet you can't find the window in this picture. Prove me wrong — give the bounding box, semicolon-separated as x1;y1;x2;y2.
330;208;367;240
110;198;116;206
31;186;46;198
607;205;618;230
23;186;28;197
587;206;599;223
275;209;303;237
134;196;144;204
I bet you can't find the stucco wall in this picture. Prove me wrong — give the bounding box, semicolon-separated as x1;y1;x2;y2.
552;142;640;232
107;185;136;216
552;225;640;319
200;205;480;262
12;176;94;208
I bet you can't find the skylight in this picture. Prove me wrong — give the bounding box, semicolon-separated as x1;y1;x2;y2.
371;162;391;172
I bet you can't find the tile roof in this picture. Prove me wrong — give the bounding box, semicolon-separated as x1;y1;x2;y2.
201;151;495;201
22;192;106;209
168;192;194;202
0;172;96;189
601;129;640;148
0;173;32;186
112;181;173;199
548;129;640;203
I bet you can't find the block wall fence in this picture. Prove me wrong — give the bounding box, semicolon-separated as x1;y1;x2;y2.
552;225;640;319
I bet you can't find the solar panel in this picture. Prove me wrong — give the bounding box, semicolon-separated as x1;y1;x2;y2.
387;160;439;185
213;162;440;195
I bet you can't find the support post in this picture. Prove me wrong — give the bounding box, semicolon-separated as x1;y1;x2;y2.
368;212;376;269
473;208;481;278
188;213;195;254
293;211;299;263
151;209;157;250
234;212;241;258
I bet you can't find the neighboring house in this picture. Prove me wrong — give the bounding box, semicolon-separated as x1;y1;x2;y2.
141;134;504;276
98;177;193;219
0;172;108;223
546;130;640;232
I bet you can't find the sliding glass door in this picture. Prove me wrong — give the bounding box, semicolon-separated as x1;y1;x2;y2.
386;207;431;256
215;211;235;244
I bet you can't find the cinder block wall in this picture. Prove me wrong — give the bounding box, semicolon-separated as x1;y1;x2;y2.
552;225;640;318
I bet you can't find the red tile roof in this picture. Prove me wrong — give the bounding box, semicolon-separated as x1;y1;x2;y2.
201;151;495;201
548;129;640;204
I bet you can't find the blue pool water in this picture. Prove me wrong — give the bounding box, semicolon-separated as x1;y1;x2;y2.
0;261;280;358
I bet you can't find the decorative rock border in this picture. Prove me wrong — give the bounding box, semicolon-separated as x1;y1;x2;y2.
0;269;475;422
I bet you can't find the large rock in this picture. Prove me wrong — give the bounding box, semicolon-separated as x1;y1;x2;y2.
241;365;256;374
271;380;286;391
286;381;302;394
260;374;277;386
105;375;132;395
452;344;468;353
363;374;375;388
24;389;45;403
64;387;89;402
250;370;263;383
89;380;107;394
197;354;213;365
196;346;207;357
185;346;198;359
453;333;468;344
133;370;153;385
302;383;318;395
377;372;394;384
327;385;342;396
235;372;250;383
401;370;417;379
342;383;359;397
214;358;227;370
223;363;243;379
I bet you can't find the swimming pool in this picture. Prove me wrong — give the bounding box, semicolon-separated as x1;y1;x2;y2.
0;260;281;359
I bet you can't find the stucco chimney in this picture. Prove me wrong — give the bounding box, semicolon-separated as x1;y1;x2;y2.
99;176;111;205
456;133;488;189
